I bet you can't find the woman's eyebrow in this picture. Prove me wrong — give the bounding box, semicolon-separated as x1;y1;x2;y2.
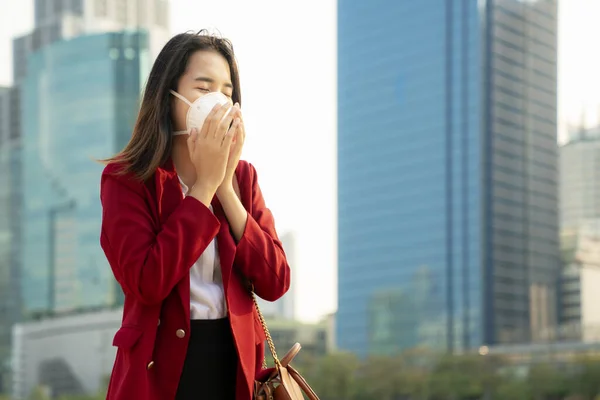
194;76;233;89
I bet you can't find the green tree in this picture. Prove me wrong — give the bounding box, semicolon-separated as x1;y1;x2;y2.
352;355;406;400
528;362;570;400
568;356;600;399
300;352;360;400
494;372;531;400
57;395;104;400
27;386;50;400
290;348;600;400
398;367;429;400
428;353;499;400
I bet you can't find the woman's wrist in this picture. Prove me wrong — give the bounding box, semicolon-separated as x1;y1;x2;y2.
189;184;215;207
216;181;235;198
216;184;247;242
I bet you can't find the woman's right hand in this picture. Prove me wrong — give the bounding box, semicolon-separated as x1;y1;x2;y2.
187;102;240;205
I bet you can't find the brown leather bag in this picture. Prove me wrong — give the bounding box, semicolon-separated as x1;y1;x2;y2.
232;175;319;400
251;292;320;400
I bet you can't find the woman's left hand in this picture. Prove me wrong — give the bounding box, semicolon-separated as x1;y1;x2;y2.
217;106;245;196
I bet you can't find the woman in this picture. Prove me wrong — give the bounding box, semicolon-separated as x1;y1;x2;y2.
100;31;290;400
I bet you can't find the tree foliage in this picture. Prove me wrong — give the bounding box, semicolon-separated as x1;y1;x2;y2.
6;353;600;400
291;351;600;400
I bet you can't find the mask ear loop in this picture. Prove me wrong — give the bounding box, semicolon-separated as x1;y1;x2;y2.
170;90;193;106
170;90;192;135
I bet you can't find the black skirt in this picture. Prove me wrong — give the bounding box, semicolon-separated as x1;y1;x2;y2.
175;318;238;400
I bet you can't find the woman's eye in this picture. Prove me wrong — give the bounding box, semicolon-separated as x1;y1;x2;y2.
197;88;210;92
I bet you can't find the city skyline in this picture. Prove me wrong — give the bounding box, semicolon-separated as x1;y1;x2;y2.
337;0;559;356
21;31;149;314
559;127;600;338
0;0;599;398
0;0;598;323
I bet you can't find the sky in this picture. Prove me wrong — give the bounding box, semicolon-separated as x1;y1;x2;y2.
0;0;338;323
168;0;339;322
556;0;600;140
0;0;599;322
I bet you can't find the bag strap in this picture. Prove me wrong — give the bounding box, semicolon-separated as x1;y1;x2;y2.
288;365;320;400
253;293;281;369
235;175;320;399
232;175;280;370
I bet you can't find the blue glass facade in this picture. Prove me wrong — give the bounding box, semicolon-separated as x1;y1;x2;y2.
0;86;23;390
21;31;149;316
337;0;558;356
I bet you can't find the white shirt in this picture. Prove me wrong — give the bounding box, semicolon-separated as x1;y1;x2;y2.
179;177;228;320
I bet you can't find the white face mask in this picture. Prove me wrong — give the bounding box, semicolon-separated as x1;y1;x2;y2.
170;90;231;135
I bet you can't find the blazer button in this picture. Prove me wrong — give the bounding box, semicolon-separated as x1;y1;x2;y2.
147;361;155;370
157;319;161;326
176;329;186;339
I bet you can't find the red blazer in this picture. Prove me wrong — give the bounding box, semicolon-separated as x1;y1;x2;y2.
100;159;290;400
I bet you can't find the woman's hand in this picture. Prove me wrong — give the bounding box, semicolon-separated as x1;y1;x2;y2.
217;106;246;197
187;102;240;206
215;108;247;240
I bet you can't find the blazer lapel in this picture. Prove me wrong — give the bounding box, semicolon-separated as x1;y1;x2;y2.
212;198;236;293
154;159;192;320
154;159;183;224
214;166;247;293
154;158;238;319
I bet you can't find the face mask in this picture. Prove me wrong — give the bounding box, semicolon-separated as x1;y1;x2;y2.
170;90;231;135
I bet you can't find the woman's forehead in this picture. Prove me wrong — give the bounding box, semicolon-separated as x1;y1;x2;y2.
184;50;231;82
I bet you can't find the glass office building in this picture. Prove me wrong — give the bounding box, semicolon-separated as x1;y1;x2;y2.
0;87;19;391
337;0;558;356
21;31;149;316
558;126;600;330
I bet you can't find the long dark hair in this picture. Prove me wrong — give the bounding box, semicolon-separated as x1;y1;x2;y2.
104;30;242;181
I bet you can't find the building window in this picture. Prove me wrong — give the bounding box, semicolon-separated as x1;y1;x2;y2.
137;3;147;25
116;0;127;24
0;96;4;146
124;48;136;60
50;22;61;42
108;48;119;60
35;0;46;23
53;0;63;14
9;88;20;140
95;0;107;17
71;0;84;15
155;0;168;28
32;30;42;51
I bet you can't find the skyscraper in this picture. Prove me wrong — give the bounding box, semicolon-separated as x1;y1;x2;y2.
256;231;297;320
4;0;170;313
0;1;169;392
560;126;600;232
558;125;600;336
14;0;170;82
0;86;15;392
337;0;558;356
21;30;150;314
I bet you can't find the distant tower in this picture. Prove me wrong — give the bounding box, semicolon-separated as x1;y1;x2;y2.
256;231;297;320
13;0;170;82
337;0;559;356
0;1;171;392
